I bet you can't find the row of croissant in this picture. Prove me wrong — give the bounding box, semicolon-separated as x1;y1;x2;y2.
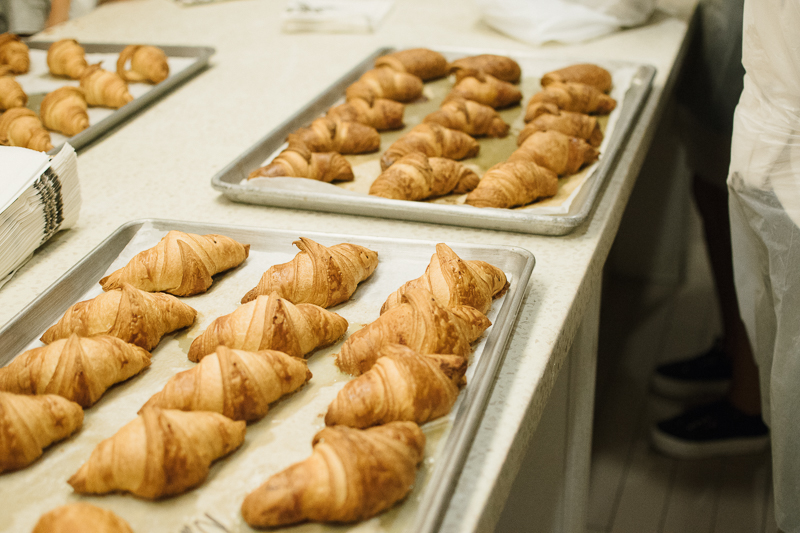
0;35;169;152
2;230;509;531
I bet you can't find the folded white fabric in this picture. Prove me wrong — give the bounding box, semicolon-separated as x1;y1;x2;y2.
282;0;395;33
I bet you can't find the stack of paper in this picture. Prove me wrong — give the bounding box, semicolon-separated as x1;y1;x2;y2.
282;0;395;33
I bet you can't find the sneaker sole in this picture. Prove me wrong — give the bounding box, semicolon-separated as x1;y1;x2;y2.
650;374;731;400
650;427;770;459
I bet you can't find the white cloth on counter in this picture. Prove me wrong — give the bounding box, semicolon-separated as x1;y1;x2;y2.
281;0;394;33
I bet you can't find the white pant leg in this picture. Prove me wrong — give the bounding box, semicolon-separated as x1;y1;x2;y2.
5;0;49;34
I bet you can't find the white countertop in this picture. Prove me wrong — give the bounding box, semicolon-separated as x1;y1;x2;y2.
0;0;696;530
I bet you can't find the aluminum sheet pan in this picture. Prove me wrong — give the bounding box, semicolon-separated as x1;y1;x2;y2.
211;47;655;235
0;218;534;533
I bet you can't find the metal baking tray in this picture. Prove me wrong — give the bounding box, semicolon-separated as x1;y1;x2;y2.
211;47;655;235
19;41;215;154
0;218;534;533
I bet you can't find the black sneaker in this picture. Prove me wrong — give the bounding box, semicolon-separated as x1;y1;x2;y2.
651;401;769;459
651;341;732;399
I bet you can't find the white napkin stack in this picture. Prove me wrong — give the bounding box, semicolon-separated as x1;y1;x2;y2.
282;0;395;33
0;144;81;288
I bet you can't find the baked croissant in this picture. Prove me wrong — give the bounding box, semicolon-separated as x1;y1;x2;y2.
0;391;83;473
336;288;490;375
380;243;508;315
0;34;29;74
0;334;151;408
0;76;26;110
424;97;509;138
286;117;380;154
445;71;522;109
117;44;169;84
525;82;616;121
519;108;603;147
325;344;466;428
248;144;353;182
449;54;521;83
46;39;88;79
541;63;612;93
141;346;311;421
33;503;134;533
241;422;425;527
99;230;250;296
188;293;348;362
68;407;245;499
374;48;449;81
41;283;197;351
345;67;423;103
80;64;134;109
241;238;378;307
40;86;90;136
380;122;479;170
0;108;53;152
509;130;599;176
327;97;404;131
465;161;559;209
369;152;479;201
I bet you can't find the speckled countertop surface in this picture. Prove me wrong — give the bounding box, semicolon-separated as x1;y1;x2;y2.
0;0;695;530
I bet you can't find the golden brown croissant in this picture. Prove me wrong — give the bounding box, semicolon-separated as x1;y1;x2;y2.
0;391;83;473
241;422;425;527
141;346;310;421
0;75;26;110
80;64;134;109
374;48;449;81
541;63;612;93
369;152;479;200
0;108;53;152
0;334;151;408
188;293;348;362
40;86;90;136
336;288;490;375
424;97;509;138
241;238;378;307
286;117;380;154
68;407;245;499
248;144;353;182
380;243;508;315
449;54;522;83
380;122;479;170
465;161;559;209
325;344;466;428
0;34;29;74
519;108;603;147
41;283;197;351
509;130;599;176
445;71;523;109
525;82;616;121
99;231;250;296
327;96;404;131
345;67;423;103
33;503;134;533
117;44;169;84
46;39;88;79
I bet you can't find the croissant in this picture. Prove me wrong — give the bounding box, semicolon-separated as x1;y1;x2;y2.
80;64;134;109
40;86;90;136
32;503;134;533
525;82;616;122
445;71;522;109
465;161;559;209
380;122;479;170
286;117;380;154
0;391;83;473
380;243;508;315
188;293;348;362
449;54;521;83
424;97;509;138
369;152;479;201
41;283;197;351
46;39;88;79
345;67;423;103
100;231;250;296
541;63;612;93
241;237;378;307
248;145;353;182
509;130;599;176
325;344;466;428
0;34;29;74
519;108;603;147
374;48;449;81
241;422;425;527
68;407;245;499
327;97;404;131
117;44;169;83
0;108;53;152
0;334;151;408
0;76;26;110
141;346;310;421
